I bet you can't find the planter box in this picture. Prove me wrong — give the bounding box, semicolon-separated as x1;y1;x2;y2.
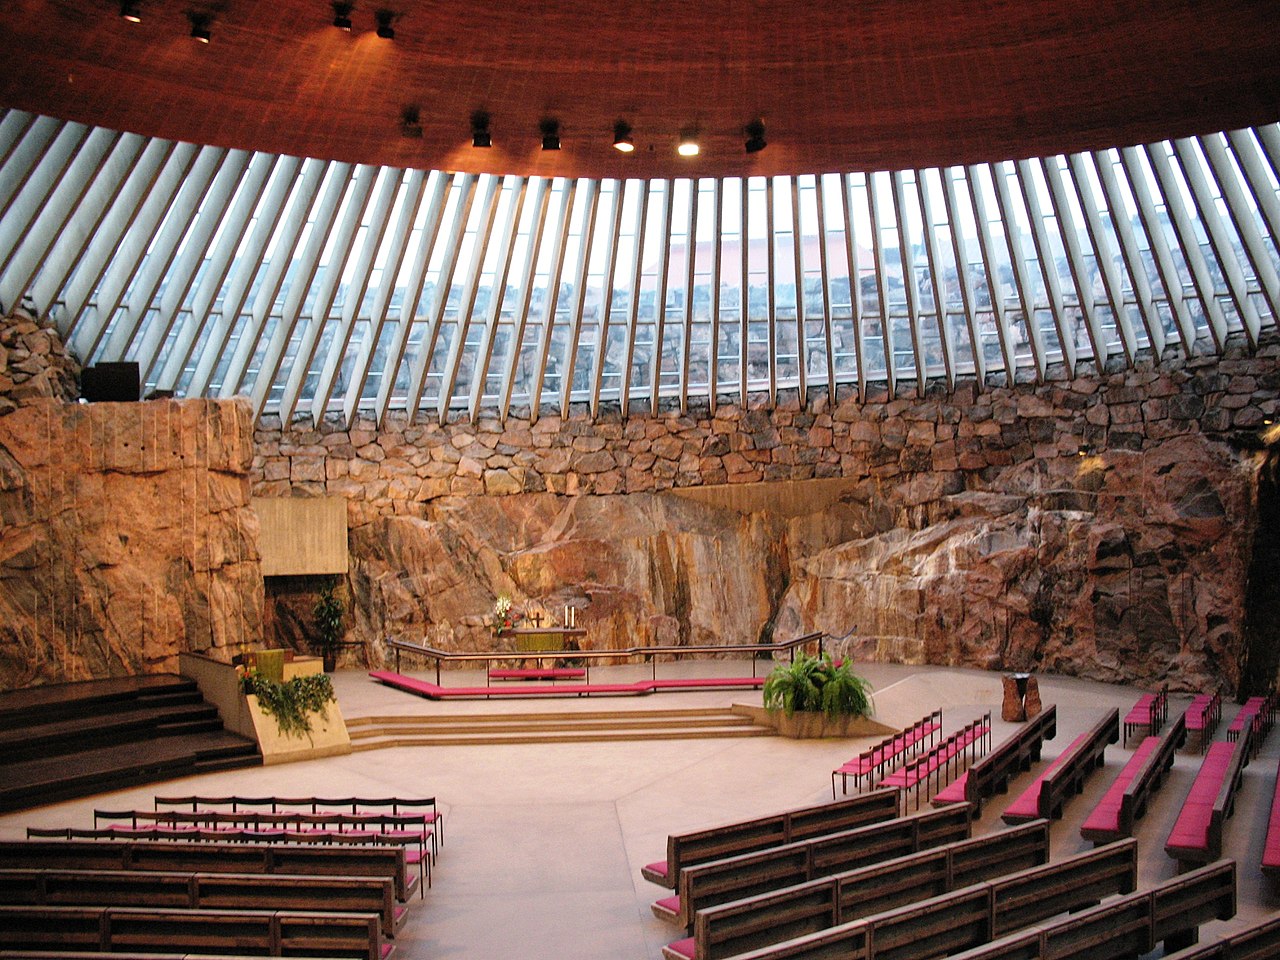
244;694;352;765
733;704;895;739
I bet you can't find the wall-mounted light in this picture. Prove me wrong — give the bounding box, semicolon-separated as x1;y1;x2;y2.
470;111;492;148
744;119;767;154
1077;444;1094;457
120;0;142;22
613;120;635;153
374;9;395;39
188;13;212;42
332;1;354;30
540;118;561;151
677;128;700;157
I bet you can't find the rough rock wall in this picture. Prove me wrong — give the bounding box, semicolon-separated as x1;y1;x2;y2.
255;337;1278;693
0;397;264;690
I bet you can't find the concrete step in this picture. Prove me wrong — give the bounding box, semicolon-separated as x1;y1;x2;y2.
345;708;776;748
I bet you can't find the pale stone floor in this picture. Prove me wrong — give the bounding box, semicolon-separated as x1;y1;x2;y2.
4;661;1280;959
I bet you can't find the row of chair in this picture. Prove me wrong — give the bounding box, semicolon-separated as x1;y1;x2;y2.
881;713;991;812
830;710;943;796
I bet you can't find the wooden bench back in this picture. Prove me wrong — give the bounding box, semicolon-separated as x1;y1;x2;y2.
0;839;413;902
967;705;1057;806
154;794;437;815
711;840;1137;960
1038;707;1119;819
0;904;385;960
942;860;1235;960
1118;711;1187;833
0;867;401;936
674;805;972;928
665;789;899;883
692;821;1049;960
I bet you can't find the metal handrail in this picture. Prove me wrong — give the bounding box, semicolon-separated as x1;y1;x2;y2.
385;632;827;685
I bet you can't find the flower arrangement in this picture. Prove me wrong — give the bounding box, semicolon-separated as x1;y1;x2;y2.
491;594;521;635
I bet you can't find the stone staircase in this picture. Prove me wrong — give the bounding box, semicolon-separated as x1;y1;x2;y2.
345;706;776;748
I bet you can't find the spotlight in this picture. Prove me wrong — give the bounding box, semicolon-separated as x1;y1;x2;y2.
1077;444;1094;457
120;0;142;21
374;9;395;39
540;118;561;151
400;105;422;138
470;111;492;148
332;1;353;30
744;119;767;154
613;120;635;153
677;129;700;157
188;13;212;42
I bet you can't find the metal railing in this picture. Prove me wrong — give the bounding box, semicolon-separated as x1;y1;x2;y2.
385;631;827;686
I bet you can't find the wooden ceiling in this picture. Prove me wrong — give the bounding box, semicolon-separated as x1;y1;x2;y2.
3;0;1279;179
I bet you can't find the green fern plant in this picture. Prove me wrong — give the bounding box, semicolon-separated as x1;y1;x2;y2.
763;653;873;719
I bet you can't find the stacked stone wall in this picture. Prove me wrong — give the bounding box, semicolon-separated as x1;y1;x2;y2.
254;336;1279;694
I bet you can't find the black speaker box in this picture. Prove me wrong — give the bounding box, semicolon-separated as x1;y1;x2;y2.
81;362;140;402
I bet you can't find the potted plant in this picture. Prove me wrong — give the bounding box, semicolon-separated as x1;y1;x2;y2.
313;578;346;672
761;653;876;738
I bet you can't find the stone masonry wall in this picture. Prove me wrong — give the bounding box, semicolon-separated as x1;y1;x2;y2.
255;336;1279;694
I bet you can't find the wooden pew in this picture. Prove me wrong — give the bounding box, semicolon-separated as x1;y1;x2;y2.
0;905;390;960
0;839;417;902
640;789;900;889
666;821;1049;960
1001;708;1118;824
1080;711;1186;845
1261;753;1280;880
653;804;973;929
0;867;408;937
941;860;1236;960
1161;914;1280;960
1166;726;1251;868
696;839;1138;960
931;705;1057;815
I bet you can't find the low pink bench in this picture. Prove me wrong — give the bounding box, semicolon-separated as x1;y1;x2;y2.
881;713;990;812
1123;686;1167;746
1002;707;1119;824
487;668;587;681
1165;726;1251;868
931;705;1058;815
1079;711;1185;845
1184;692;1222;754
831;709;942;796
1262;754;1280;881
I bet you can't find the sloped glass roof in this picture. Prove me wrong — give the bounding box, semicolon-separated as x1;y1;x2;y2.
1;109;1277;426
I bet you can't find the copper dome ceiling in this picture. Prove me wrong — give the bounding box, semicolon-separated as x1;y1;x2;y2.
3;0;1280;179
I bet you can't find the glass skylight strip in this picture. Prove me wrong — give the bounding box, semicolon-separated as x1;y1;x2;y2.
0;108;1276;426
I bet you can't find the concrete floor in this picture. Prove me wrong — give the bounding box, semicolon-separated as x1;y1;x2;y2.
4;661;1279;959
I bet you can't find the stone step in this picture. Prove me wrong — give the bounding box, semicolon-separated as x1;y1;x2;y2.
349;725;773;750
345;707;775;747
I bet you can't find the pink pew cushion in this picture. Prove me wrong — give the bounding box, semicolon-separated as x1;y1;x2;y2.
1167;741;1236;851
666;937;696;959
1263;758;1280;869
931;772;969;806
645;860;669;879
653;894;681;917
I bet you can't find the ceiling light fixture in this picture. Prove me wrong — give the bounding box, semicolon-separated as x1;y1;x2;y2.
120;0;142;22
331;1;354;30
400;105;422;138
744;119;767;154
540;118;561;151
677;129;700;157
613;120;635;153
188;13;212;42
470;111;492;148
374;9;395;39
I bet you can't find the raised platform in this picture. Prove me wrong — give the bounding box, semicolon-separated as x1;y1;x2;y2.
369;670;766;701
